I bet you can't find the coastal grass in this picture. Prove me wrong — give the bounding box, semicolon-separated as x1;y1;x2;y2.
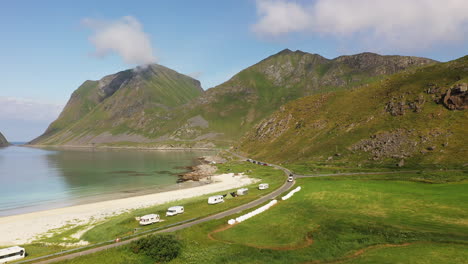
346;242;468;264
52;170;468;264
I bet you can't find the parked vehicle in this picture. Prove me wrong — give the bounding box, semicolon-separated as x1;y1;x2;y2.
208;195;224;204
139;214;160;226
237;188;249;196
258;183;269;190
0;246;26;263
166;206;184;216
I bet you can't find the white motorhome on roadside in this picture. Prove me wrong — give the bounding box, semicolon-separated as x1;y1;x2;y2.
139;214;160;226
166;206;184;216
0;246;26;263
258;183;269;190
237;188;249;196
208;195;224;204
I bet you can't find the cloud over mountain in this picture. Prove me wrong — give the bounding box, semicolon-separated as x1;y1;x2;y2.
252;0;468;50
82;16;157;65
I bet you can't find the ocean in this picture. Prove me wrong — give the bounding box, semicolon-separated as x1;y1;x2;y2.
0;145;214;216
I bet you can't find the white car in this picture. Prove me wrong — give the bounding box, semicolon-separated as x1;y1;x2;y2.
287;176;294;182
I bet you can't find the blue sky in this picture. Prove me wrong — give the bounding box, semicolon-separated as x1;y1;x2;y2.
1;0;467;141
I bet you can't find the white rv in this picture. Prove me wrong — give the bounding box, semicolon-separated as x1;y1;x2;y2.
258;183;269;190
139;214;160;226
0;246;26;263
237;188;249;196
208;195;224;204
166;206;184;216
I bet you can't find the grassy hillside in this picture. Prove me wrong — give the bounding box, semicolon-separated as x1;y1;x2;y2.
239;55;468;167
165;50;437;145
31;65;203;145
31;50;436;147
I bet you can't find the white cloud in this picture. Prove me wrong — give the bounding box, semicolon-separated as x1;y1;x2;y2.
187;71;203;79
252;0;468;50
82;16;157;65
0;97;63;122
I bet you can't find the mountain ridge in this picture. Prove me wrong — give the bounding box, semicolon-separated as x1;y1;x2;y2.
31;49;438;147
238;55;468;166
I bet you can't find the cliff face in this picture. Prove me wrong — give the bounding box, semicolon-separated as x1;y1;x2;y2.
0;132;9;147
239;55;468;166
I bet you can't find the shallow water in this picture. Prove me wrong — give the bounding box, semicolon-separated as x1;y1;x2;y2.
0;146;214;216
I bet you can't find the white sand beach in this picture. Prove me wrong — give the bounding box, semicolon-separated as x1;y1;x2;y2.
0;173;257;246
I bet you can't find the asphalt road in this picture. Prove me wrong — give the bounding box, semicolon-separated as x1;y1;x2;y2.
32;152;295;264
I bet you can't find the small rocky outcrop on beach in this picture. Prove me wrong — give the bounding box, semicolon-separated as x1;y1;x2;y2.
0;132;9;147
179;156;225;181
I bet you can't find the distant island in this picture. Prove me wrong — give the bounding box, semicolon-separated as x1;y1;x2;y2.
0;132;9;147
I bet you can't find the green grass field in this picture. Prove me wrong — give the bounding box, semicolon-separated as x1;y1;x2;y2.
54;170;468;264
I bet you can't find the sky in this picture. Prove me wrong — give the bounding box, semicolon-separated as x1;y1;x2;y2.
1;0;467;141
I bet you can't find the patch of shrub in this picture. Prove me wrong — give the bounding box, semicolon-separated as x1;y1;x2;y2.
130;234;181;262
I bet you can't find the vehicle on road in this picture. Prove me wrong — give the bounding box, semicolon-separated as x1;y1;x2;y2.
166;206;184;216
0;246;26;263
208;195;225;204
139;214;160;226
288;176;294;182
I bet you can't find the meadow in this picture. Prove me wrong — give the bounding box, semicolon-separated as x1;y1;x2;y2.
55;169;468;264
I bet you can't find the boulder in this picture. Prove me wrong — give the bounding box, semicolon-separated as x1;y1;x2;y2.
442;83;468;110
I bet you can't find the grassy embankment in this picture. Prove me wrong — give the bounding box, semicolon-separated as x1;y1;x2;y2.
56;170;468;264
14;161;284;262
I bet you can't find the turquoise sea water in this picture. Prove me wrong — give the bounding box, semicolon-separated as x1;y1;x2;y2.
0;146;214;216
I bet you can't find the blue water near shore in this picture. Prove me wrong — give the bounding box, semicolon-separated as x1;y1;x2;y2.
0;146;213;216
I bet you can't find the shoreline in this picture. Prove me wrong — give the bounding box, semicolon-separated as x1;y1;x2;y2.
24;144;221;151
0;173;257;246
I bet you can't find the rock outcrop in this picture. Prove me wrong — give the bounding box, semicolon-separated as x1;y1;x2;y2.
0;132;9;147
442;83;467;110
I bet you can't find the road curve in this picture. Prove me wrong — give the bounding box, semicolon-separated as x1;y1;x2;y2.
32;152;294;264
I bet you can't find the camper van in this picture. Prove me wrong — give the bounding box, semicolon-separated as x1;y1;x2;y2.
0;246;26;263
237;188;249;196
258;183;269;190
208;195;224;204
139;214;160;226
166;206;184;216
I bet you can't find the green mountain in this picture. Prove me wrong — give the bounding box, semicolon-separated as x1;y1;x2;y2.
32;50;436;147
0;132;9;147
238;55;468;167
31;64;203;145
164;50;436;146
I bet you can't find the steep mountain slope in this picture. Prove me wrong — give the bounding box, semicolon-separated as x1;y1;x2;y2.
154;50;437;146
31;64;203;145
0;132;9;147
32;50;436;147
239;56;468;166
